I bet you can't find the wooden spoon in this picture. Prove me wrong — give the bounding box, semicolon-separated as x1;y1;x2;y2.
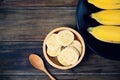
29;54;56;80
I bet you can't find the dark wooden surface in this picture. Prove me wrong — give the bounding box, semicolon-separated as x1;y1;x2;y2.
0;0;120;80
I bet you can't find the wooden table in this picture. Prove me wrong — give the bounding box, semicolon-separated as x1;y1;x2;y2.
0;0;120;80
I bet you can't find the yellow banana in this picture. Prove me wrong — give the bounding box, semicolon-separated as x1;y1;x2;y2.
91;10;120;25
88;25;120;44
88;0;120;9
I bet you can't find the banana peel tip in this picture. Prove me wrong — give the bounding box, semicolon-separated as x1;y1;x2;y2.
87;27;94;34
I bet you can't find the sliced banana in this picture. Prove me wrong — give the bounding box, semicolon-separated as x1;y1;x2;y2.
47;47;61;57
70;40;82;55
57;30;74;46
57;54;70;66
46;33;61;51
57;46;79;66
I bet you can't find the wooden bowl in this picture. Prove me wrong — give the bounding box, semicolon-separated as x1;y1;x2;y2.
43;27;85;70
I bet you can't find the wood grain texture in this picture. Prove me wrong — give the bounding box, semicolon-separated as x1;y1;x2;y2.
0;75;120;80
1;0;78;7
0;0;120;80
0;7;76;41
0;41;120;80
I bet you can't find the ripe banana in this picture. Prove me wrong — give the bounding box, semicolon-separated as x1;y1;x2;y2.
88;0;120;9
46;34;61;51
91;10;120;25
57;46;79;66
69;40;82;54
88;25;120;44
57;30;74;46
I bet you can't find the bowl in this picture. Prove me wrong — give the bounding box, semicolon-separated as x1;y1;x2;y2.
43;27;85;70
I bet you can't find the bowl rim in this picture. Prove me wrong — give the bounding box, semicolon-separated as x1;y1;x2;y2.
43;27;85;70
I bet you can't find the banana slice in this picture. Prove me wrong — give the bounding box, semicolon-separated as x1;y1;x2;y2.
70;40;82;55
57;54;70;66
57;30;74;46
46;33;61;51
57;46;79;66
47;47;61;57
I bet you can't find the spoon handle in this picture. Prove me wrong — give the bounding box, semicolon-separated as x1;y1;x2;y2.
44;69;56;80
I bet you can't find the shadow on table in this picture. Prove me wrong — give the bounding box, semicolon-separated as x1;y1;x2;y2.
0;8;9;20
0;0;4;5
0;0;8;20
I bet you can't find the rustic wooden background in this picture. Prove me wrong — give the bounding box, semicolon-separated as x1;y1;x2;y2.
0;0;120;80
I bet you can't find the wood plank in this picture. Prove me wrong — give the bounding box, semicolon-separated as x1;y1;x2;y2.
0;41;120;77
0;0;78;7
0;75;120;80
0;7;76;41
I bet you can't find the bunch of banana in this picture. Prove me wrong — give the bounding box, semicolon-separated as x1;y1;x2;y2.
91;10;120;25
88;0;120;9
88;25;120;44
46;30;82;66
87;0;120;44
